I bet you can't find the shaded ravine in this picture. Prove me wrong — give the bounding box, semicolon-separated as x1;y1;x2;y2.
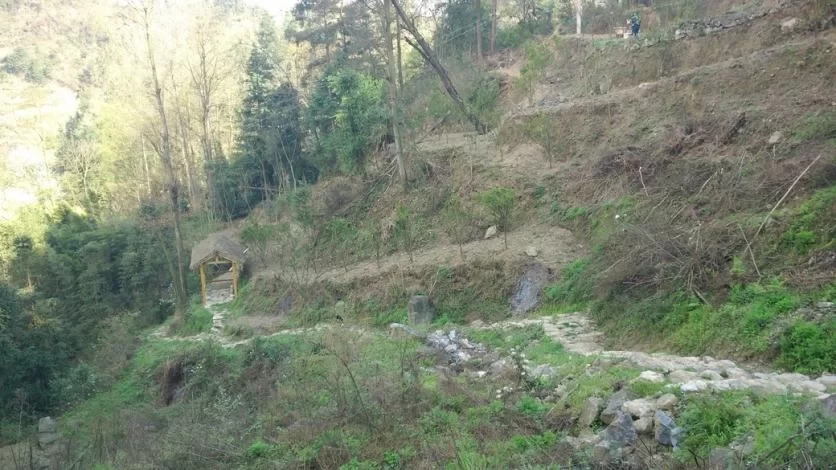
494;313;834;398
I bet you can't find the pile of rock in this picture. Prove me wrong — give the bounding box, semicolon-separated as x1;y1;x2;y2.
424;329;487;370
578;390;683;466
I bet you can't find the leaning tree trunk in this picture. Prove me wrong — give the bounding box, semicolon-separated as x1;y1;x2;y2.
143;5;189;314
391;0;488;134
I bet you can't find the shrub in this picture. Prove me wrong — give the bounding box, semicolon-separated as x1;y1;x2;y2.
679;393;749;458
545;259;592;306
777;319;836;375
791;111;836;143
679;393;836;465
479;187;516;248
174;304;213;336
246;440;272;460
516;395;548;418
782;186;836;255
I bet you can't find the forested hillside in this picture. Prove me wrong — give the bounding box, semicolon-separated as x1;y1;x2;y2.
1;0;834;468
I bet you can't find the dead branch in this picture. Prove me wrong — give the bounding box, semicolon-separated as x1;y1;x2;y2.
754;154;822;239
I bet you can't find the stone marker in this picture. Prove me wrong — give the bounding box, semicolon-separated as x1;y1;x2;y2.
408;295;435;324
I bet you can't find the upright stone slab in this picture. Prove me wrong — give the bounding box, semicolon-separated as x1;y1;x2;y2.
509;263;552;315
408;295;435;325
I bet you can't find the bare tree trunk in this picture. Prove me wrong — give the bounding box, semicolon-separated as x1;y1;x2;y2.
391;0;488;134
574;1;583;35
189;27;216;215
396;16;404;89
174;98;198;208
382;0;407;188
490;0;497;55
142;4;189;315
475;0;482;62
141;137;152;196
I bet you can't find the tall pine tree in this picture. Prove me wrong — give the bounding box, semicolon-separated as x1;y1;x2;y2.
234;16;313;210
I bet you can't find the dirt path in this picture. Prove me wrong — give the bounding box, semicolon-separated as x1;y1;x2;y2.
255;223;583;285
512;35;832;120
494;313;834;398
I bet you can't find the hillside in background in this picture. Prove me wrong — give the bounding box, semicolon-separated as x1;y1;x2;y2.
0;0;834;468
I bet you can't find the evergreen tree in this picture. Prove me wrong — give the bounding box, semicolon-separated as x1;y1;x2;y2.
232;16;314;214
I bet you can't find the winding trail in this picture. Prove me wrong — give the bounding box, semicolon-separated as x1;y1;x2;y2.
156;15;836;400
495;313;834;398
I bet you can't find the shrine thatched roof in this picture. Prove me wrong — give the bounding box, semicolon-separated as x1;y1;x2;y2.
189;234;246;270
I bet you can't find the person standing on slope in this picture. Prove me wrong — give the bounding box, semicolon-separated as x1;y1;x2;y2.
630;13;641;37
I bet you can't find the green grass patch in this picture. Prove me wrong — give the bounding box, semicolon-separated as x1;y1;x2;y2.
544;259;593;309
791;111;836;144
776;318;836;375
678;392;836;465
183;304;213;334
781;185;836;255
468;324;545;350
630;379;668;398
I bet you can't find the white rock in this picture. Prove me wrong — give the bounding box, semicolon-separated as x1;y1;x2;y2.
669;370;699;383
656;394;679;411
444;344;458;353
781;17;799;33
484;225;498;239
681;380;709;392
817;375;836;393
788;380;827;394
476;371;487;378
580;397;604;428
622;399;655;418
638;371;666;383
768;131;783;144
700;370;724;381
634;417;654;434
525;246;539;257
775;373;810;385
747;379;788;395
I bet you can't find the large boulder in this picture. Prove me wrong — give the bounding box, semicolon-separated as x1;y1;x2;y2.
579;397;604;428
592;440;618;466
38;417;57;434
38;417;61;451
526;364;557;380
818;375;836;393
509;263;552;315
634;417;654;434
601;389;632;424
484;225;497;239
656;393;679;411
622;398;655;419
603;411;638;446
780;17;800;33
655;411;682;448
408;295;435;325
